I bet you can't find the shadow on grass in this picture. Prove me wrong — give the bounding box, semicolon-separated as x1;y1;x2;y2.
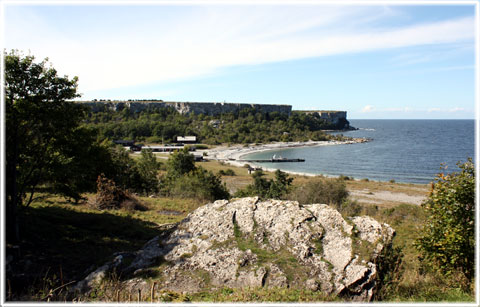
7;204;163;300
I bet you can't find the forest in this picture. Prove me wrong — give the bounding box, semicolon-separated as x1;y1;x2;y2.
82;106;350;144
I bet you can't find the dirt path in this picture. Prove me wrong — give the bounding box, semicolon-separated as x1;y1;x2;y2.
350;189;427;206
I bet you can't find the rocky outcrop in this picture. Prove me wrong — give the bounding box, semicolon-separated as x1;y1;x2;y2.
75;198;394;302
301;111;349;129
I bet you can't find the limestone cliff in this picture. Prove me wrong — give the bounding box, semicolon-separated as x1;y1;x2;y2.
78;100;293;116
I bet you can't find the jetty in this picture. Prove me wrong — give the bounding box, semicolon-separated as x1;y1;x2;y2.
240;154;305;163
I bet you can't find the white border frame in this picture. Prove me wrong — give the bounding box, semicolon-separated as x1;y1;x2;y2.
0;1;478;306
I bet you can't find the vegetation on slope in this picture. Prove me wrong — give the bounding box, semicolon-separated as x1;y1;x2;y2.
82;106;348;144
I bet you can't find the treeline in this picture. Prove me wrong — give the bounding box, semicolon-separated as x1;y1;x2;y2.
82;106;349;144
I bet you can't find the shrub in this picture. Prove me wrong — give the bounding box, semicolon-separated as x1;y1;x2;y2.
288;177;349;208
166;147;196;179
414;159;475;284
162;149;230;201
218;169;236;176
235;170;293;199
339;175;352;181
135;149;161;194
168;167;230;201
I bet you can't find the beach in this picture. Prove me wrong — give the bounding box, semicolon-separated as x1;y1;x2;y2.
199;138;368;176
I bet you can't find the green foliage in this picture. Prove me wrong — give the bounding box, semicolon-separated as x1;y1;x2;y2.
235;170;293;199
6;50;82;205
82;106;346;144
92;145;161;195
4;50;97;241
167;167;230;201
374;245;405;301
414;159;475;283
288;177;349;208
218;169;236;176
135;149;161;193
163;148;229;201
166;147;196;179
106;145;143;191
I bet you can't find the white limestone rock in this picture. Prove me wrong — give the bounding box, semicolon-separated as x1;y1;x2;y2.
76;198;395;302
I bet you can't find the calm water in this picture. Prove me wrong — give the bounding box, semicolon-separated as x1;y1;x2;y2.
243;120;475;184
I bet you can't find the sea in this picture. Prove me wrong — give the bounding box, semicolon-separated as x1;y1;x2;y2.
242;119;475;184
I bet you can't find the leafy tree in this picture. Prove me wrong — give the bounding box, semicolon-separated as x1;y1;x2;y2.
135;149;161;193
268;169;294;199
168;167;230;201
5;51;85;241
166;147;196;179
235;169;293;199
105;145;142;191
414;159;475;283
162;147;229;201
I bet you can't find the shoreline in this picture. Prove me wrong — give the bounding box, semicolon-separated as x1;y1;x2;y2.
201;138;369;178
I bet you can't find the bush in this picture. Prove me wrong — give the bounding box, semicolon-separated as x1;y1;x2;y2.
339;175;352;181
195;144;209;150
288;177;349;209
162;148;230;201
166;147;195;179
167;167;230;201
414;159;475;285
218;169;236;176
235;170;293;199
135;149;161;194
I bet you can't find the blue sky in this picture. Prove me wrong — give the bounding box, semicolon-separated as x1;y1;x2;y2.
3;2;477;119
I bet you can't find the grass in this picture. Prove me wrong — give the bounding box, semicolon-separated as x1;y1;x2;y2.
7;163;475;302
186;286;337;302
362;203;474;302
7;194;204;301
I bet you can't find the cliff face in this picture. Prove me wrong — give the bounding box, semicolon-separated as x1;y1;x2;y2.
301;111;348;126
79;100;292;116
166;101;292;116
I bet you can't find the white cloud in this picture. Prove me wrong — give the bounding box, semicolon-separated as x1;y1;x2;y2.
361;105;376;113
4;5;475;95
428;108;442;113
449;107;465;113
385;107;414;113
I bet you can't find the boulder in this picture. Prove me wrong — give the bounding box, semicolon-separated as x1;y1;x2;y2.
76;197;395;301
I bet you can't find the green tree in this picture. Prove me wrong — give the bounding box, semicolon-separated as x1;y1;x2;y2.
414;159;475;284
166;147;196;179
5;51;85;241
268;169;294;199
135;149;161;193
162;147;229;201
168;167;230;201
235;169;292;199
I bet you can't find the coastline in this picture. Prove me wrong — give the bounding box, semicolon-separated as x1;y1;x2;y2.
201;138;369;177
